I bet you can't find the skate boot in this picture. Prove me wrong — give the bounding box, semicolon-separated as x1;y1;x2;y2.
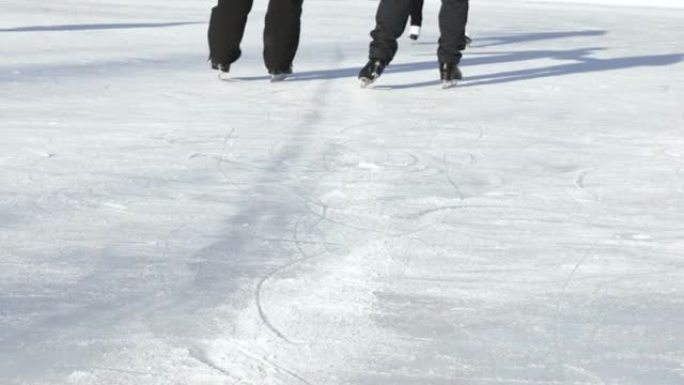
409;25;421;41
439;62;462;89
358;59;386;88
269;66;293;82
211;61;231;79
457;33;472;51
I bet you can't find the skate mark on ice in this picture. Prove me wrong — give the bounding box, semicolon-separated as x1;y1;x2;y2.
553;245;596;370
571;168;597;202
62;365;165;377
195;341;314;385
563;364;607;385
574;169;591;190
188;346;241;382
249;79;335;344
189;152;269;172
299;194;392;235
188;127;252;185
442;154;479;201
255;190;331;344
302;196;426;237
398;203;562;220
397;204;469;220
337;120;386;135
381;151;420;170
230;341;315;385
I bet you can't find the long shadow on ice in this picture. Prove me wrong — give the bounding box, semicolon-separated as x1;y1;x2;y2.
275;46;682;89
476;30;607;48
274;30;681;88
415;30;607;48
0;70;339;383
235;30;611;83
461;52;684;87
0;21;202;32
239;47;595;83
387;49;683;89
238;48;603;82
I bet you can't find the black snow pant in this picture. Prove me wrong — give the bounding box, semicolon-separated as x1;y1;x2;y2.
409;0;424;27
208;0;304;72
369;0;468;64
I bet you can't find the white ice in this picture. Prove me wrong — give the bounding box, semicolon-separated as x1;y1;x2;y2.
1;1;683;384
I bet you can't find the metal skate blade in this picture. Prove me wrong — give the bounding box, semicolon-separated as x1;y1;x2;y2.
270;74;289;82
359;77;375;88
218;72;235;81
441;80;457;89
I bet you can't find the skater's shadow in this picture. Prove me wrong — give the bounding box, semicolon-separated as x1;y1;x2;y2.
388;49;683;89
296;61;434;81
414;30;607;48
232;29;683;88
0;21;203;32
232;61;435;82
461;52;683;88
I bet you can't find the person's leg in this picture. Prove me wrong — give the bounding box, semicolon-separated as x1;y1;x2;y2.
437;0;468;64
208;0;254;68
408;0;424;40
369;0;414;64
409;0;424;27
263;0;304;73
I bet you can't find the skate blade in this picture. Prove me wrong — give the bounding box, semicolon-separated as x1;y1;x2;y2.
441;80;457;89
270;74;289;83
218;72;234;81
359;77;375;88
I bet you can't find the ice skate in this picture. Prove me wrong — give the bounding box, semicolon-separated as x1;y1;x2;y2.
439;62;462;89
409;25;421;41
211;61;231;79
269;66;292;82
358;59;386;88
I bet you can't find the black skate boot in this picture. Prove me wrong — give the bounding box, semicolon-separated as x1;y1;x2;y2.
211;61;230;73
408;25;421;41
439;62;462;89
211;61;231;80
358;59;386;88
269;66;293;82
457;34;473;51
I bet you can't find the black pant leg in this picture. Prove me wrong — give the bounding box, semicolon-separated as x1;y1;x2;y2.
369;0;413;63
437;0;468;64
208;0;254;65
263;0;304;72
409;0;424;27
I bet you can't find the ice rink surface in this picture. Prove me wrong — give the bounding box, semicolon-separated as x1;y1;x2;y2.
1;1;683;384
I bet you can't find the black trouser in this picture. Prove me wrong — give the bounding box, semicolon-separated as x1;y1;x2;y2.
369;0;468;64
409;0;424;27
208;0;303;72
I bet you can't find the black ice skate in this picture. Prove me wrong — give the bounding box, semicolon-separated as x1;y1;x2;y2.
358;59;386;88
211;61;231;79
409;25;421;41
457;34;473;51
439;62;462;89
269;66;293;82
